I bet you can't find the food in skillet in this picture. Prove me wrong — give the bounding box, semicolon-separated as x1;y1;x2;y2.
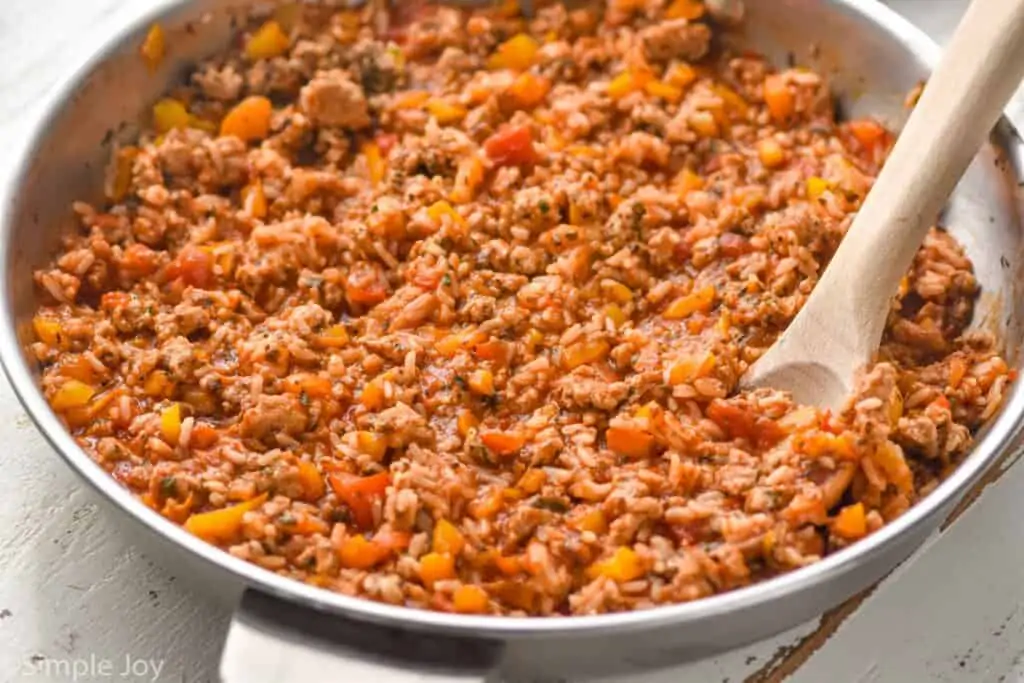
30;0;1012;616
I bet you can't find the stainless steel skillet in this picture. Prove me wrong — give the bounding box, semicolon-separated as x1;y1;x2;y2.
1;1;1022;681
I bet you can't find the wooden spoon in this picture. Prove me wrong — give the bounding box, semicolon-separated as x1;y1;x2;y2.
741;0;1024;409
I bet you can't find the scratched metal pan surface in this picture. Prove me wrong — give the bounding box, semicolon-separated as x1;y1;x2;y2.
1;1;1022;681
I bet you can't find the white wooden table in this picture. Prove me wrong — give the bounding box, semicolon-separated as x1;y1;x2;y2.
2;1;1024;681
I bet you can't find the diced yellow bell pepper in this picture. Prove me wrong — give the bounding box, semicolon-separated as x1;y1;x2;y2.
688;110;719;137
644;80;683;103
313;324;349;348
665;0;706;20
663;285;716;319
362;142;386;186
153;98;191;134
356;431;388;460
468;369;495;396
604;303;628;328
665;63;698;89
608;70;652;100
667;352;717;385
161;403;182;445
602;280;633;303
807;176;831;200
184;493;267;542
241;180;267;219
32;316;62;346
426;99;467;125
487;33;539;71
140;24;166;70
758;138;785;168
433;518;466;555
246;20;291;60
143;370;174;398
51;380;96;411
426;200;466;227
587;547;645;582
563;339;610;369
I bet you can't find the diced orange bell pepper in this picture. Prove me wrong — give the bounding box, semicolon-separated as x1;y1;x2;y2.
452;585;490;613
457;410;479;438
764;74;795;123
665;0;705;20
467;369;495;396
517;468;546;494
419;552;456;587
297;461;326;502
606;427;654;459
573;508;608;534
356;431;388;460
220;96;273;142
361;141;386;186
481;431;526;456
313;324;349;349
505;72;551;110
432;519;466;555
833;502;867;540
184;493;268;543
32;316;62;346
451;156;485;204
758;138;785;168
847;118;888;151
338;534;392;569
241;180;268;219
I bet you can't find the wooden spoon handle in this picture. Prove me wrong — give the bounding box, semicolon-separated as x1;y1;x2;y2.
817;0;1024;337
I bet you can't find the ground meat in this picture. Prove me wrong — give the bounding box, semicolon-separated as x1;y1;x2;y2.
299;69;370;129
240;394;308;441
640;19;712;62
30;1;1011;619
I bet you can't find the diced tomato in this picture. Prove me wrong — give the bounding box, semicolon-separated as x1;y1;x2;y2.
707;400;785;447
719;232;751;258
345;263;389;306
165;246;213;288
483;125;537;167
328;472;391;529
473;339;510;365
375;132;399;155
372;528;412;551
846;118;888;150
120;243;159;278
100;291;131;310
